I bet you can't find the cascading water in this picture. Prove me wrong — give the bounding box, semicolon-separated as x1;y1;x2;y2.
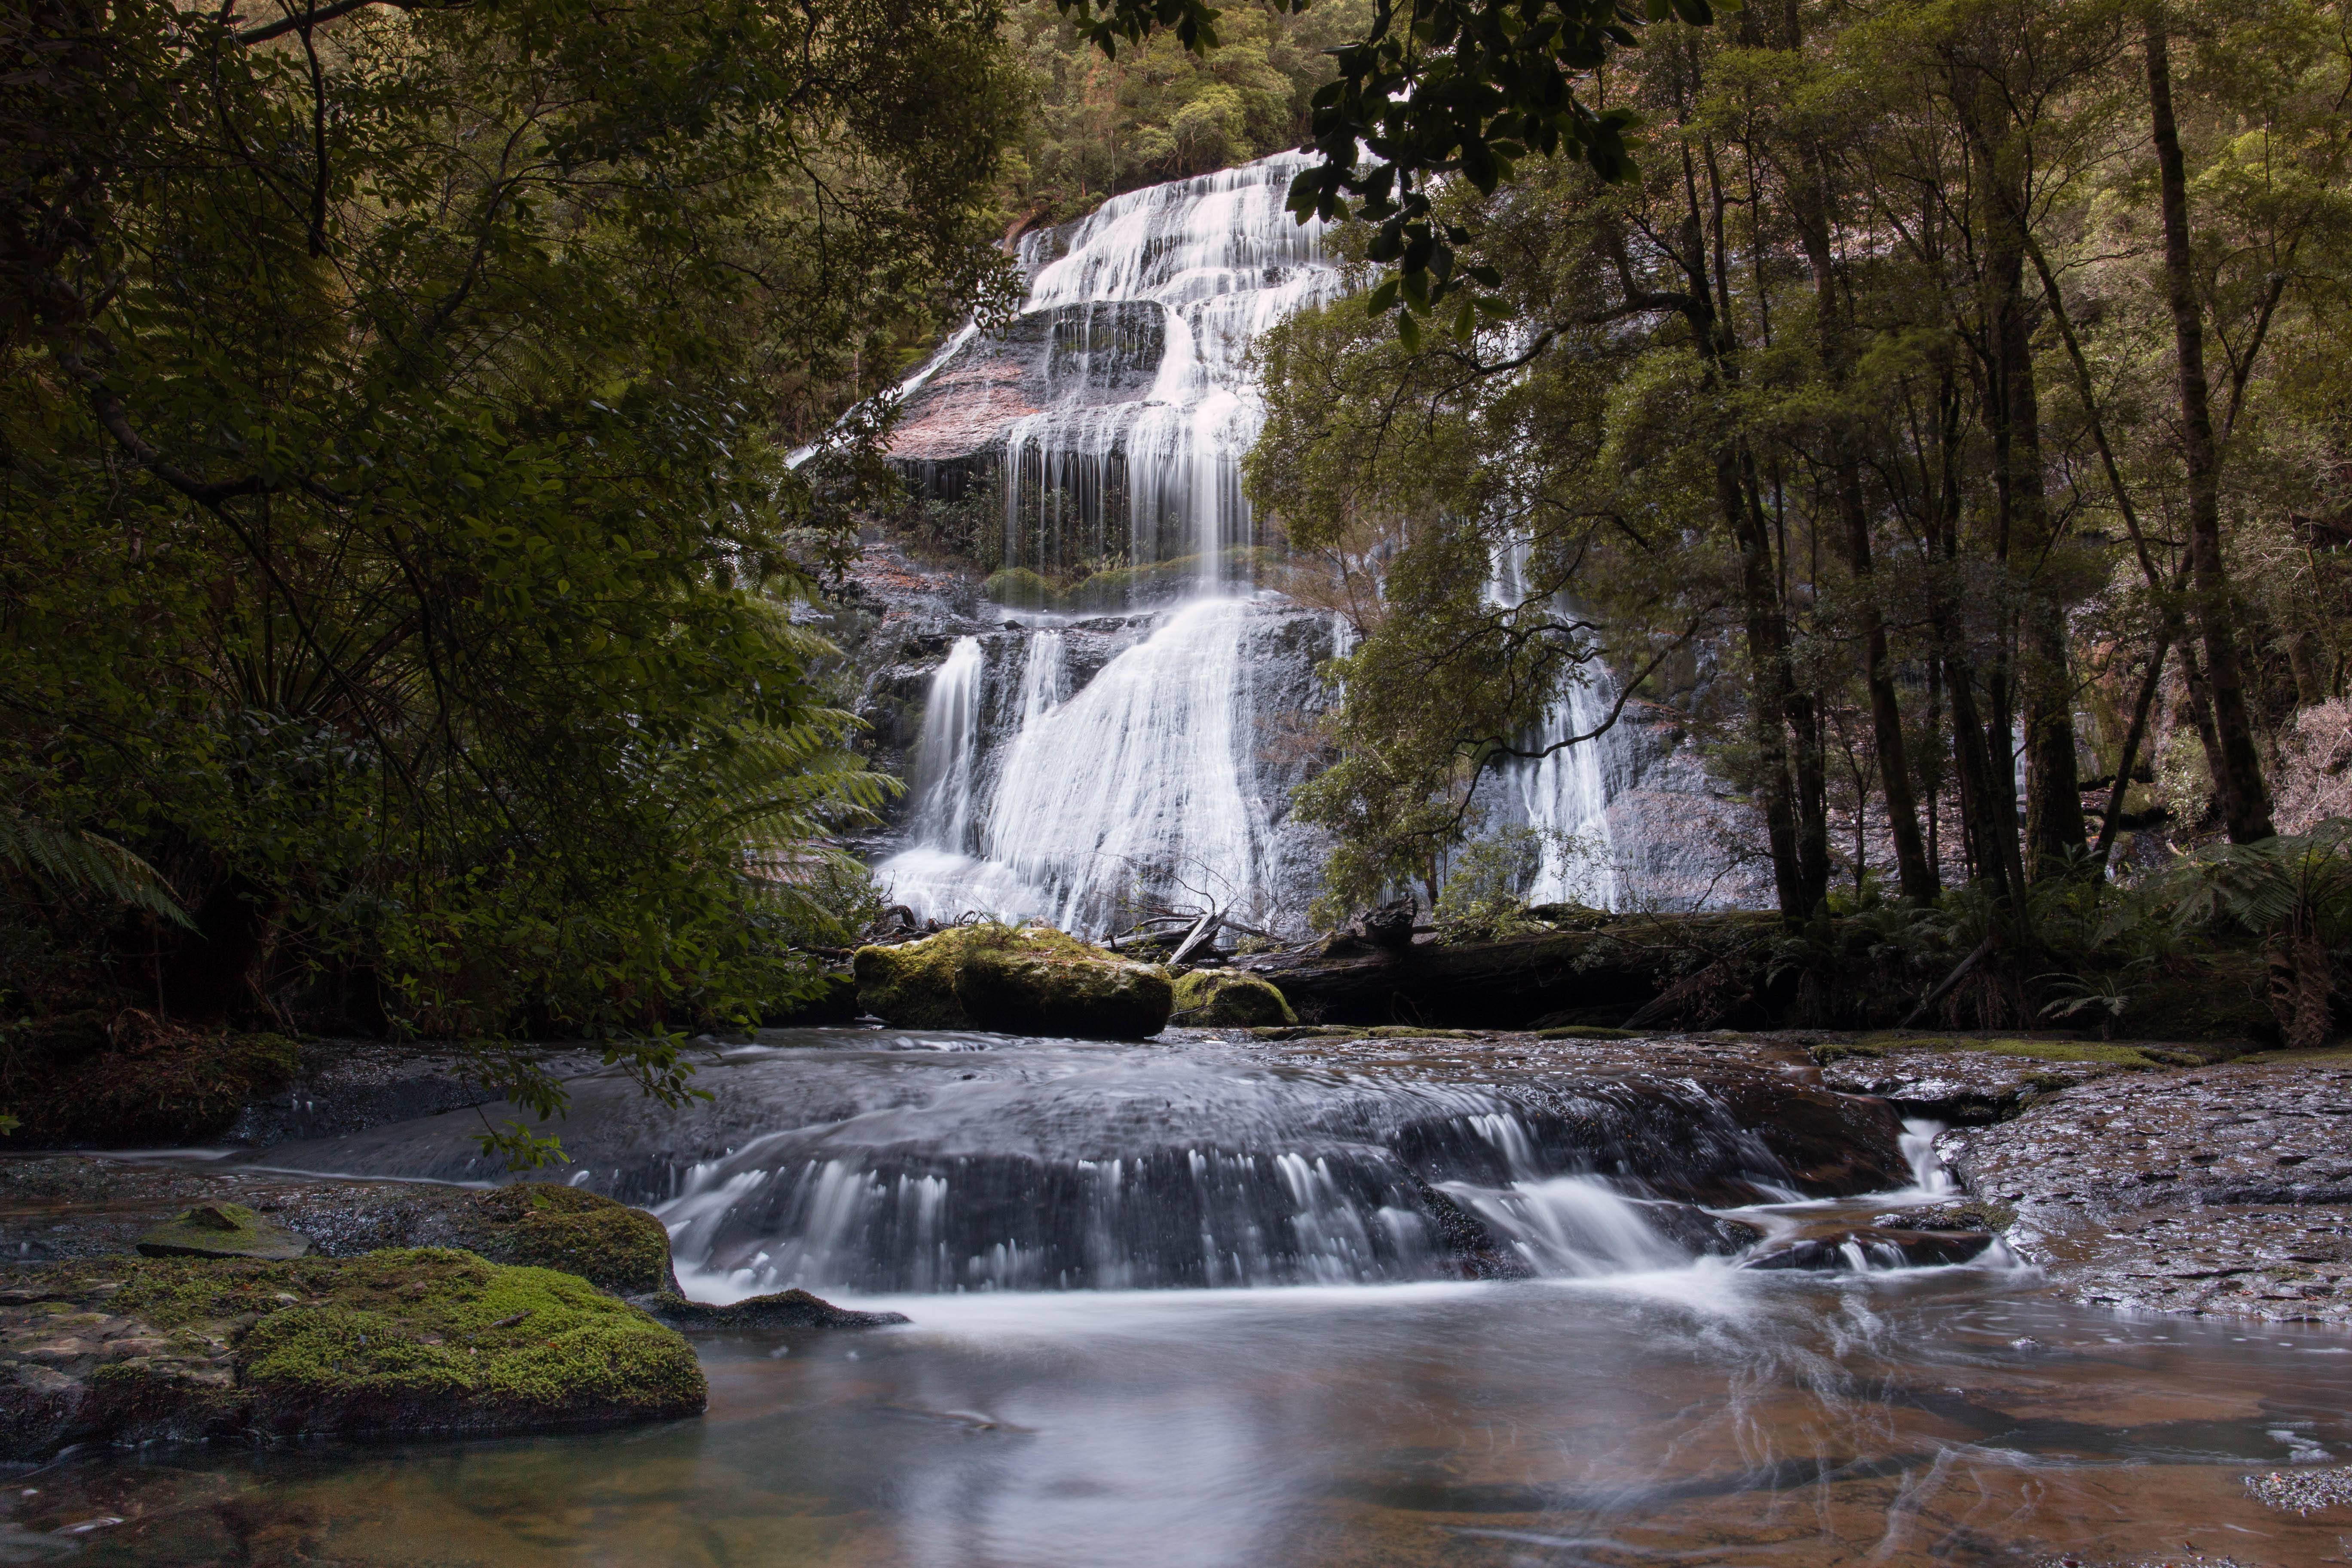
1484;543;1636;909
873;153;1349;930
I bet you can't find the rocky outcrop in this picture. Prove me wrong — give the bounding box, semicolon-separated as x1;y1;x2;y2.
4;1167;672;1292
1170;971;1296;1028
0;1250;707;1459
854;925;1173;1039
1936;1054;2352;1325
636;1289;908;1330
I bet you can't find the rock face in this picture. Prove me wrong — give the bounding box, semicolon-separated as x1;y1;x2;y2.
136;1204;313;1261
1170;971;1296;1027
0;1250;706;1459
854;925;1173;1039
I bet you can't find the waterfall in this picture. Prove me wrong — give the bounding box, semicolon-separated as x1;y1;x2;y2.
904;636;985;854
633;1046;1786;1296
998;153;1343;589
1484;543;1634;910
986;600;1268;931
874;153;1347;932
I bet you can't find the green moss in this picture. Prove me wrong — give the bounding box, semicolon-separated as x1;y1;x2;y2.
854;929;985;1028
1535;1025;1640;1041
1249;1025;1369;1040
1364;1026;1485;1039
858;924;1173;1039
981;567;1055;607
137;1201;312;1261
956;940;1173;1040
458;1185;674;1295
1170;971;1296;1027
2231;1043;2352;1065
114;1249;704;1432
1856;1033;2181;1069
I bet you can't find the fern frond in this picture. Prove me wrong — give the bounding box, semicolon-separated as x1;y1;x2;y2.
1;810;194;927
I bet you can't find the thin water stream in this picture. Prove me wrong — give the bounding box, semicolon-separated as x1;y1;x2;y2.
18;1028;2348;1565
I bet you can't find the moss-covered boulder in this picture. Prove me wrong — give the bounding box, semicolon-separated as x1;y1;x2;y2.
957;945;1173;1039
1170;970;1296;1027
0;1250;705;1458
303;1183;678;1296
854;928;984;1028
856;924;1173;1038
451;1185;675;1295
135;1203;312;1261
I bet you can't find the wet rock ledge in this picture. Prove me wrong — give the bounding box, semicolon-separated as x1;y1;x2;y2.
1935;1049;2352;1326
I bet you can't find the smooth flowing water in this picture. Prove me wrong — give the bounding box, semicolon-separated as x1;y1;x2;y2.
31;1029;2342;1565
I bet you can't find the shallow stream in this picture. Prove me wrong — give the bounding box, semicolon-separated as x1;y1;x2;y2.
14;1029;2349;1566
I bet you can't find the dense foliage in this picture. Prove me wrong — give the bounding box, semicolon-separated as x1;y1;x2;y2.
0;0;1023;1102
1250;0;2352;948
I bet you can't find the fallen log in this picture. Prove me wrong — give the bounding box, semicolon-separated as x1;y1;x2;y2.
1232;913;1782;1030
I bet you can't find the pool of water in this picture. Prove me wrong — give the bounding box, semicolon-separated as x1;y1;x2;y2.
13;1265;2349;1566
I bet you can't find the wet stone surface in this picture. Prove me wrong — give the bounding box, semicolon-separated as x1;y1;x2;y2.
1938;1056;2352;1326
1816;1044;2114;1122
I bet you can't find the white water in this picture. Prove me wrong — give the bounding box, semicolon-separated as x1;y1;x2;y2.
1001;152;1344;588
1484;544;1634;910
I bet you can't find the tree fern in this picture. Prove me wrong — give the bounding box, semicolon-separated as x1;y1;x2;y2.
0;810;193;928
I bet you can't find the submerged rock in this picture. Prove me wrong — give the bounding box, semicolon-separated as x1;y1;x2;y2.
136;1203;312;1261
1170;970;1296;1028
856;925;1173;1039
1937;1055;2352;1325
0;1249;705;1459
1737;1228;1995;1271
636;1288;909;1330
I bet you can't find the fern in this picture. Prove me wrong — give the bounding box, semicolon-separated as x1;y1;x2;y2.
0;810;193;928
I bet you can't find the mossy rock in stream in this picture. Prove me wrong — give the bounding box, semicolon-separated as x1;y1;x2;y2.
454;1185;675;1295
1170;971;1296;1028
856;924;1173;1038
0;1249;705;1458
956;940;1173;1040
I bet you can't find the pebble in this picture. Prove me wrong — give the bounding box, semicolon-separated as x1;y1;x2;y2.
2244;1465;2352;1515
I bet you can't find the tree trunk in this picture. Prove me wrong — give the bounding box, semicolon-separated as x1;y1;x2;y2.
2146;10;2274;843
1789;150;1935;901
1962;65;2087;877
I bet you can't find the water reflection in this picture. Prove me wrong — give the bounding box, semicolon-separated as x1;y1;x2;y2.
22;1271;2351;1566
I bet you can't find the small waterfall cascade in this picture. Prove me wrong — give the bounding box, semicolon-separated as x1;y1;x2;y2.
1483;542;1638;909
999;153;1343;587
627;1040;1793;1295
874;153;1351;932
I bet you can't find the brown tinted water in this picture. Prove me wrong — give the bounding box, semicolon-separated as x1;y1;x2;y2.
9;1265;2349;1567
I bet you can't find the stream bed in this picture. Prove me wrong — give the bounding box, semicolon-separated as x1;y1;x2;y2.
9;1028;2348;1566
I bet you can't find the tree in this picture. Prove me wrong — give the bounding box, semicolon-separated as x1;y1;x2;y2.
1;0;1021;1076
